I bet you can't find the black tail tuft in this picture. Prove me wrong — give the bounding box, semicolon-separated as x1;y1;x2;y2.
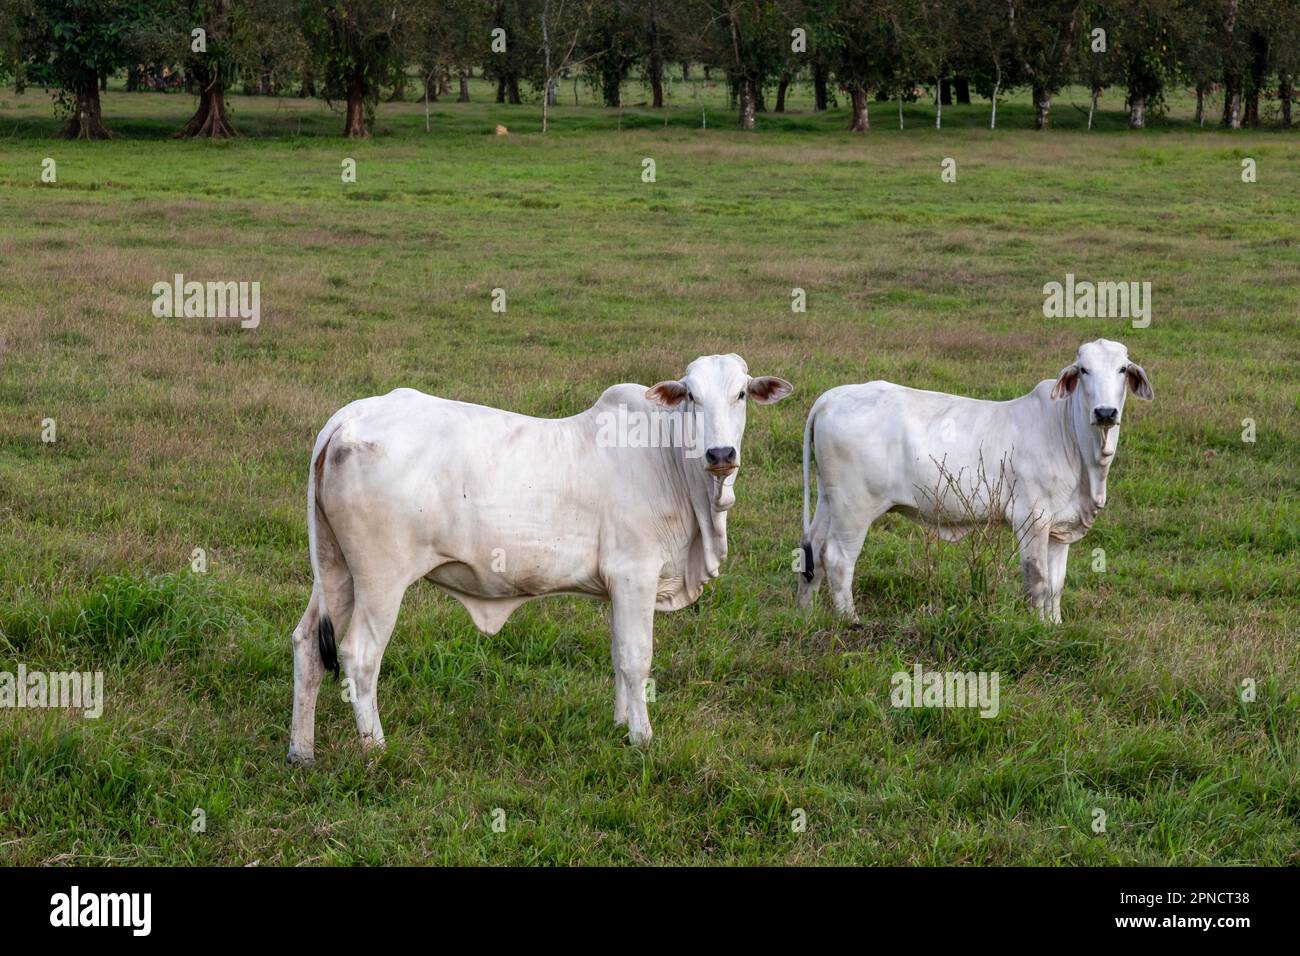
318;615;339;680
801;542;814;582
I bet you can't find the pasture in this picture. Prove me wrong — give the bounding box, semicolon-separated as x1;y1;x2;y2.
0;77;1297;865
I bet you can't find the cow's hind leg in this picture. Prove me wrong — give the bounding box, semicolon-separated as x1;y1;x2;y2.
289;536;355;765
823;528;868;622
611;614;628;727
796;499;829;611
340;580;407;754
288;592;324;765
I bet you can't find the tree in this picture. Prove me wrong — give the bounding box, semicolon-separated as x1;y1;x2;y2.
1008;0;1085;128
539;0;591;130
300;0;417;138
823;0;897;131
483;0;539;105
170;0;260;138
3;0;159;138
957;0;1025;128
700;0;785;128
892;0;962;128
582;1;637;107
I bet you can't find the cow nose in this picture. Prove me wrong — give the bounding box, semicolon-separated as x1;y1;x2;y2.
705;446;737;467
1094;406;1118;424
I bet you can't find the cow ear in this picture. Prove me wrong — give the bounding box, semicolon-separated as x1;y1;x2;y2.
746;376;793;404
1050;365;1080;400
646;381;688;407
1126;363;1154;401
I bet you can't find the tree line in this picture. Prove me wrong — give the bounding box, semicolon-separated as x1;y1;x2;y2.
0;1;1295;139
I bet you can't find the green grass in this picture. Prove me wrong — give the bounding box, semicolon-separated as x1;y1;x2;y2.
0;76;1297;865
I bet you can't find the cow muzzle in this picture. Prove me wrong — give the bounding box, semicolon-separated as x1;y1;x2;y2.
705;446;738;477
1091;406;1119;427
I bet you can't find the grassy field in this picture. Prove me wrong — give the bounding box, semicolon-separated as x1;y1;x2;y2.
0;75;1297;865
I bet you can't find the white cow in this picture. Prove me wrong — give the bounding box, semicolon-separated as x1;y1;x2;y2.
288;354;792;763
797;339;1152;623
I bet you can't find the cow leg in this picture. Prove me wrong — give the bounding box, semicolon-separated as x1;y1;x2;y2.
608;570;658;746
289;575;355;765
610;606;628;726
288;592;323;765
796;502;829;611
1046;540;1069;624
340;581;406;754
824;526;868;622
1015;516;1053;621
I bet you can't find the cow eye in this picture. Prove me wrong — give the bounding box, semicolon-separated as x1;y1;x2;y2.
738;390;746;401
1078;367;1089;376
686;391;695;403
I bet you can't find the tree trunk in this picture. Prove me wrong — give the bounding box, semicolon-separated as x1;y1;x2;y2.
755;84;766;112
388;76;406;102
1244;86;1259;128
602;73;620;108
649;53;664;107
1195;83;1205;126
507;75;521;105
935;78;942;129
681;62;690;81
1033;83;1051;130
99;72;108;92
1281;73;1293;127
813;63;828;111
1087;84;1099;129
496;76;506;103
1222;74;1242;129
458;71;470;102
738;77;757;129
954;77;970;104
940;79;952;105
177;75;238;138
1128;94;1146;129
438;72;450;97
343;73;369;138
423;73;437;103
848;85;868;131
775;72;790;112
61;77;113;139
990;64;1001;129
1245;30;1267;128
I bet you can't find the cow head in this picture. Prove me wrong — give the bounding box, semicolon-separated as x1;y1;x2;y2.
646;354;792;491
1051;338;1153;461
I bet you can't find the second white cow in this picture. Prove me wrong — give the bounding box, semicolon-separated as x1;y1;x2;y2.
797;339;1152;623
288;354;792;763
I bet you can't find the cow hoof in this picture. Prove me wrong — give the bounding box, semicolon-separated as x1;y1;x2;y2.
627;728;652;747
286;749;315;767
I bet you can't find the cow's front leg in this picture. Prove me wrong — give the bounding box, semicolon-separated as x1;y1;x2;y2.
1014;511;1053;621
1046;540;1069;624
608;569;659;746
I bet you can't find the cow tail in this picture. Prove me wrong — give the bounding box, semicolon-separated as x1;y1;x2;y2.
309;425;342;680
800;406;816;583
